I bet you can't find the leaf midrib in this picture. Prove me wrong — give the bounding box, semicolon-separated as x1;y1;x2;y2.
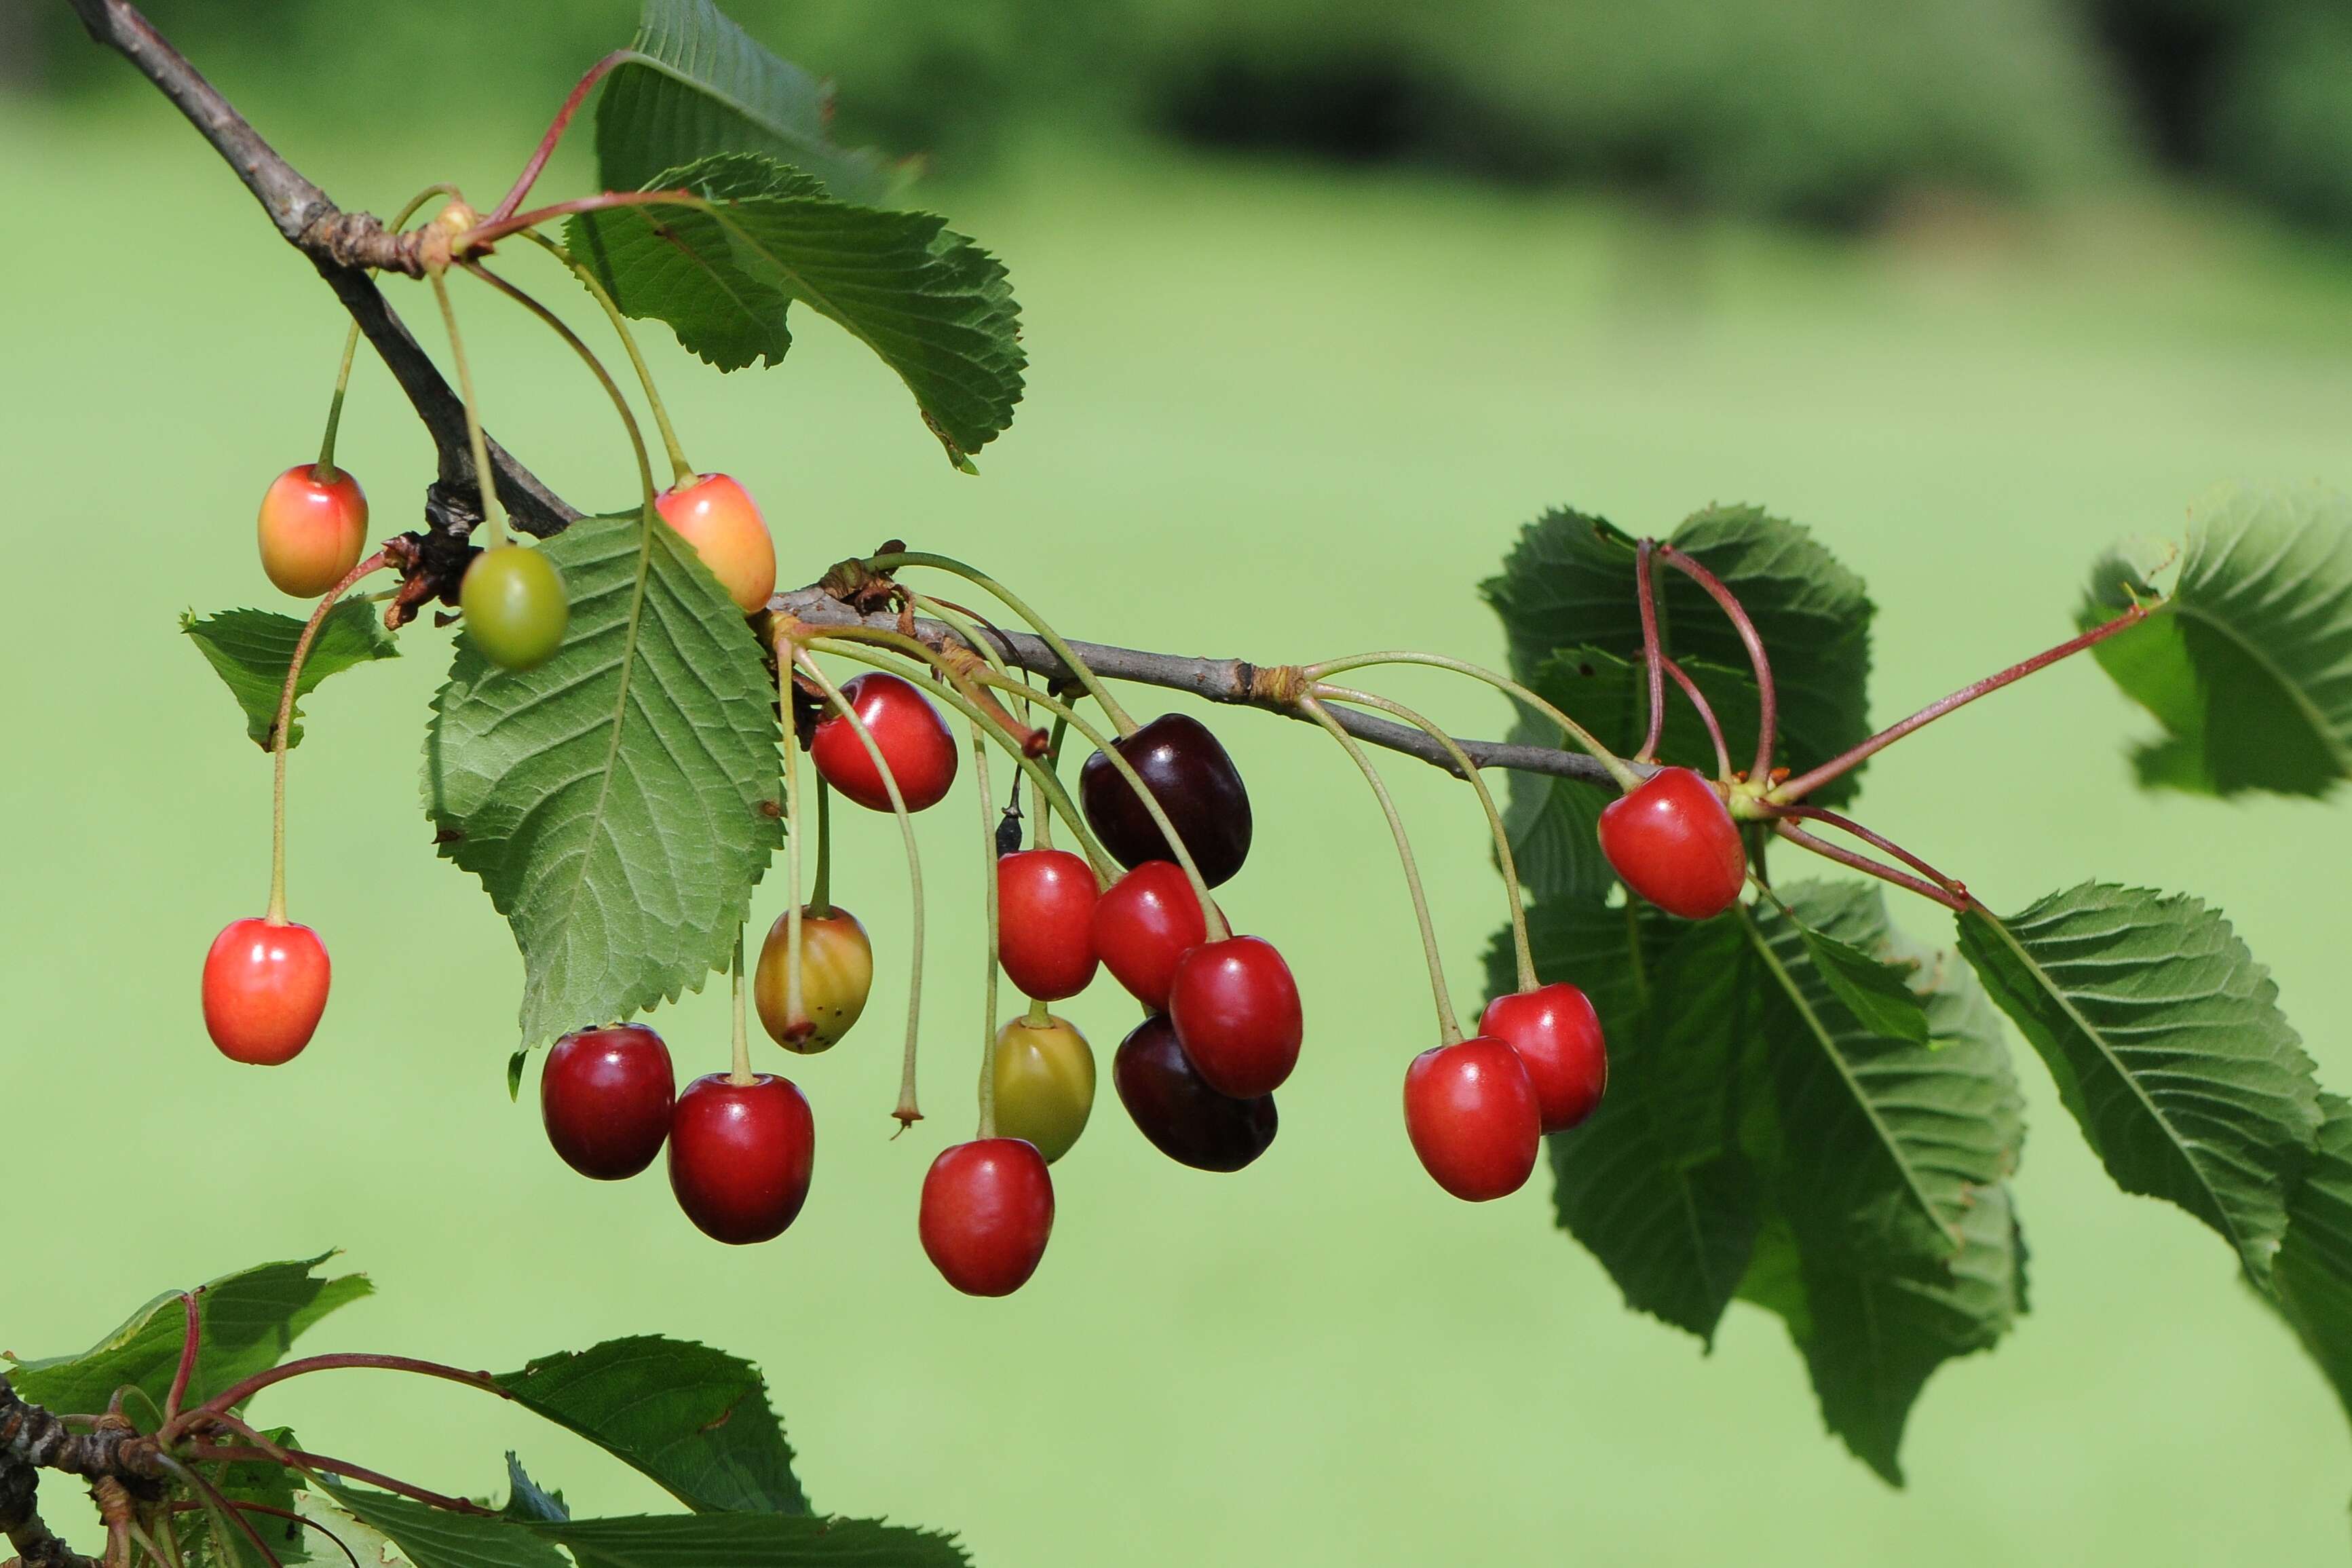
613;49;839;174
2168;593;2352;773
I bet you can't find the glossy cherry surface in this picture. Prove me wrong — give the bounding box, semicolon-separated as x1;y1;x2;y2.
753;905;873;1052
541;1024;675;1179
1403;1037;1541;1202
1090;860;1213;1012
202;917;330;1065
1479;982;1608;1132
1167;935;1302;1098
656;472;776;613
461;545;570;672
667;1073;814;1244
809;672;958;813
257;464;368;598
1597;766;1747;920
1079;714;1253;887
996;849;1099;1001
1113;1014;1278;1172
991;1014;1095;1164
919;1138;1054;1297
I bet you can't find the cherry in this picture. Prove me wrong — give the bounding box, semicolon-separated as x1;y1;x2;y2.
1090;861;1215;1012
919;1138;1054;1297
257;464;368;598
991;1013;1095;1164
753;905;873;1052
1597;766;1747;920
540;1025;675;1180
1079;714;1253;887
461;545;570;672
201;917;330;1065
655;472;775;614
1479;984;1608;1133
996;849;1099;1001
1167;935;1302;1098
1112;1014;1278;1172
808;672;957;813
1403;1037;1541;1202
667;1073;815;1244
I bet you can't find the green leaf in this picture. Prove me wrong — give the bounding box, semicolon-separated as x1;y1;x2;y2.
1782;907;1931;1048
2087;482;2352;797
195;1426;313;1568
503;1455;571;1525
183;604;398;750
422;513;782;1048
321;1489;567;1568
495;1337;807;1515
1956;883;2323;1280
532;1514;969;1568
594;0;892;203
2271;1094;2352;1429
569;153;1024;466
7;1255;370;1419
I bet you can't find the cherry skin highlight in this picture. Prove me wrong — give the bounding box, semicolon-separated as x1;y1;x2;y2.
1168;935;1302;1098
919;1138;1054;1297
1479;983;1608;1133
461;545;570;672
257;464;368;597
1113;1014;1278;1172
1079;713;1253;887
541;1024;675;1179
753;904;873;1052
991;1013;1095;1164
808;672;957;813
1091;860;1213;1012
667;1073;815;1244
202;917;330;1065
655;472;776;613
996;849;1099;1001
1403;1037;1541;1202
1597;766;1747;920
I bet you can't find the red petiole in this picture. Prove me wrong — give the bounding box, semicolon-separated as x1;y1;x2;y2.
486;50;632;225
461;188;695;253
1635;539;1667;764
162;1354;505;1439
1658;545;1779;784
162;1292;200;1423
1769;820;1969;912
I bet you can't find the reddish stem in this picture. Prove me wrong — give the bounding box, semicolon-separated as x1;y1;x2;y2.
154;1456;286;1568
1635;539;1667;764
1770;820;1968;912
1769;804;1966;896
185;1446;495;1518
1660;655;1732;778
1658;546;1777;783
225;1504;361;1568
1771;602;2151;804
462;188;696;252
165;1354;505;1438
162;1292;201;1423
487;50;632;225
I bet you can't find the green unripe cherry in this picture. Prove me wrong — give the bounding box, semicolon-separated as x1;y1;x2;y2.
461;545;569;672
991;1013;1095;1164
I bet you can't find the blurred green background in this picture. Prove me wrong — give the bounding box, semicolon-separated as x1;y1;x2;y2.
10;0;2352;1563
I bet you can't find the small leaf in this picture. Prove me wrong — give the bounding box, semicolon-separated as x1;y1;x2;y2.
1785;913;1930;1048
1957;883;2322;1280
503;1455;571;1525
321;1489;567;1568
184;604;398;750
531;1514;970;1568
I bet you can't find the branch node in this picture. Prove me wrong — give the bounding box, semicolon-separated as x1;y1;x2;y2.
1249;664;1312;705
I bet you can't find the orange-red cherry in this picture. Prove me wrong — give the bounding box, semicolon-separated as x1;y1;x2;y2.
655;472;776;613
1403;1037;1541;1202
809;672;958;813
1168;935;1302;1098
667;1073;814;1244
1091;861;1213;1012
202;917;330;1065
996;849;1099;1001
257;464;368;597
542;1025;675;1179
1597;767;1747;920
919;1138;1054;1297
1479;983;1608;1132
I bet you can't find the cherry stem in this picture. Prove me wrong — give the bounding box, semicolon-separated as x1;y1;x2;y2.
1302;651;1644;790
312;185;458;481
1661;655;1734;779
1634;540;1667;764
154;1456;284;1568
1035;713;1067;852
1769;804;1966;894
778;651;808;1041
162;1292;200;1423
461;259;657;514
723;925;753;1085
487;50;631;225
1768;820;1968;912
1317;683;1535;995
219;1504;360;1568
971;723;1002;1141
266;551;390;925
461;188;696;252
519;231;694;486
910;593;1081;873
1655;546;1777;783
1769;602;2153;804
164;1354;504;1439
1297;695;1462;1044
803;623;1036;752
793;647;930;1129
428;268;506;548
183;1445;494;1517
810;778;834;915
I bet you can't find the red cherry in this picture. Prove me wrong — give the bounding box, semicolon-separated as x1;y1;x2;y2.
809;672;957;813
541;1025;676;1180
1091;861;1213;1012
919;1138;1054;1297
1113;1014;1278;1172
1078;714;1253;887
996;849;1099;1001
201;917;330;1065
1168;936;1302;1098
1479;983;1608;1132
655;472;776;613
667;1073;815;1244
1597;767;1747;920
1403;1037;1541;1202
257;465;368;598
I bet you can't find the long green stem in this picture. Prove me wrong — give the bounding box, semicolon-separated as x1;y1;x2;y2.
428;269;505;547
520;230;694;485
729;928;753;1084
265;552;389;923
778;646;807;1038
811;778;834;915
972;723;1001;1140
1302;649;1642;790
866;550;1140;735
313;184;459;480
460;259;656;512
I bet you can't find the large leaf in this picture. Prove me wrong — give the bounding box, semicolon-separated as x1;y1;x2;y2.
1956;883;2322;1280
7;1255;370;1419
183;604;398;750
2086;483;2352;797
2271;1094;2352;1428
423;514;782;1048
594;0;891;203
535;1514;969;1568
321;1489;569;1568
495;1337;806;1516
569;153;1023;467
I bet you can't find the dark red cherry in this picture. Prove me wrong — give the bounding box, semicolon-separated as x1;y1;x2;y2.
1167;936;1302;1098
1479;983;1608;1133
1403;1037;1541;1202
1113;1014;1278;1172
809;672;957;813
1597;767;1747;920
667;1073;814;1244
1090;861;1214;1012
1079;714;1252;887
919;1138;1054;1297
201;917;330;1065
996;849;1099;1001
541;1025;676;1179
